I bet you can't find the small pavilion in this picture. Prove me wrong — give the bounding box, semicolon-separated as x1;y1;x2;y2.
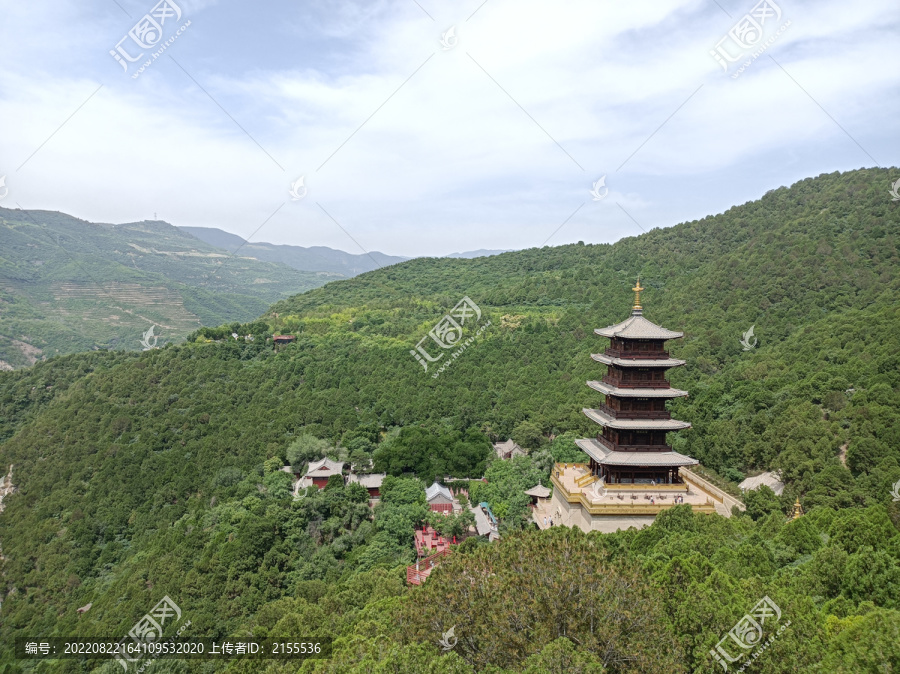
524;482;551;505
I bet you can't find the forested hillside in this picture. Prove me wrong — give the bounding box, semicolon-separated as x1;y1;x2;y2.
0;209;337;368
259;167;899;502
0;168;898;672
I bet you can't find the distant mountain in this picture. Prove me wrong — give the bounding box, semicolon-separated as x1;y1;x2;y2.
444;249;513;258
0;209;338;368
179;226;408;276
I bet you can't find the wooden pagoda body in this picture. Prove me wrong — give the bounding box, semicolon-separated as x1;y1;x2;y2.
576;282;698;485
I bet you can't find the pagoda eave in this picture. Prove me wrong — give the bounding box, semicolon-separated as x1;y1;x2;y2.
591;353;686;368
583;408;692;430
587;380;688;398
594;315;683;340
576;438;698;467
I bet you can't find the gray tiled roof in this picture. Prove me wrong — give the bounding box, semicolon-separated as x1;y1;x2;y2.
595;313;683;340
524;483;551;498
583;408;691;430
425;482;453;502
591;353;686;368
587;380;689;398
576;438;698;467
493;439;526;458
347;473;386;489
470;504;498;536
304;458;345;478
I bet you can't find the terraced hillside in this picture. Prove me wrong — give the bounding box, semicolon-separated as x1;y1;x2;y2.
0;209;340;368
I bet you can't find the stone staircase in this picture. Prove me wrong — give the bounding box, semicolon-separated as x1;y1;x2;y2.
575;472;598;488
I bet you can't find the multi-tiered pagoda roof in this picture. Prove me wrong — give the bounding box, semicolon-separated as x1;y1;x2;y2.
576;280;698;484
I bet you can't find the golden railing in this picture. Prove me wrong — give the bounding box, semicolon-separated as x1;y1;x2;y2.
551;463;717;516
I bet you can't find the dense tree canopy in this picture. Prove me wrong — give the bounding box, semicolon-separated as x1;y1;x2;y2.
0;168;899;672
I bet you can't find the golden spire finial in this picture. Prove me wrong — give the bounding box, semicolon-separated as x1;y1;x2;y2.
632;277;644;311
790;497;804;520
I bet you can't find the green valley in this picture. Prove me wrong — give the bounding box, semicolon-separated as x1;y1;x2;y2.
0;209;340;369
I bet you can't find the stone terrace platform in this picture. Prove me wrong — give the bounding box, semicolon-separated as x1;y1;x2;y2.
544;463;742;532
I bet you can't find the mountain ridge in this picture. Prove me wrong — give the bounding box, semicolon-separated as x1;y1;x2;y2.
178;226;409;276
178;226;515;271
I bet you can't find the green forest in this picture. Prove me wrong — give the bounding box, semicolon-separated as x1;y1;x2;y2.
0;167;898;672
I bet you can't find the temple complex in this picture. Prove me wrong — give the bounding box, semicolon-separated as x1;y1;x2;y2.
547;280;743;532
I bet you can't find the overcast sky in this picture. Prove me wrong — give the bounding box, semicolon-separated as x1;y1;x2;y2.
1;0;898;257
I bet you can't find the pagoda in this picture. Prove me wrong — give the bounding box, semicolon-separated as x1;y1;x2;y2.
575;279;698;485
789;498;804;520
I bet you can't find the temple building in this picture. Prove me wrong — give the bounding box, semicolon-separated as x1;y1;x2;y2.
547;280;744;533
493;439;526;460
425;482;454;513
346;472;387;499
301;458;345;490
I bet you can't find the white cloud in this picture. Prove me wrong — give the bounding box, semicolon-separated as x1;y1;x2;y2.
0;0;897;257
